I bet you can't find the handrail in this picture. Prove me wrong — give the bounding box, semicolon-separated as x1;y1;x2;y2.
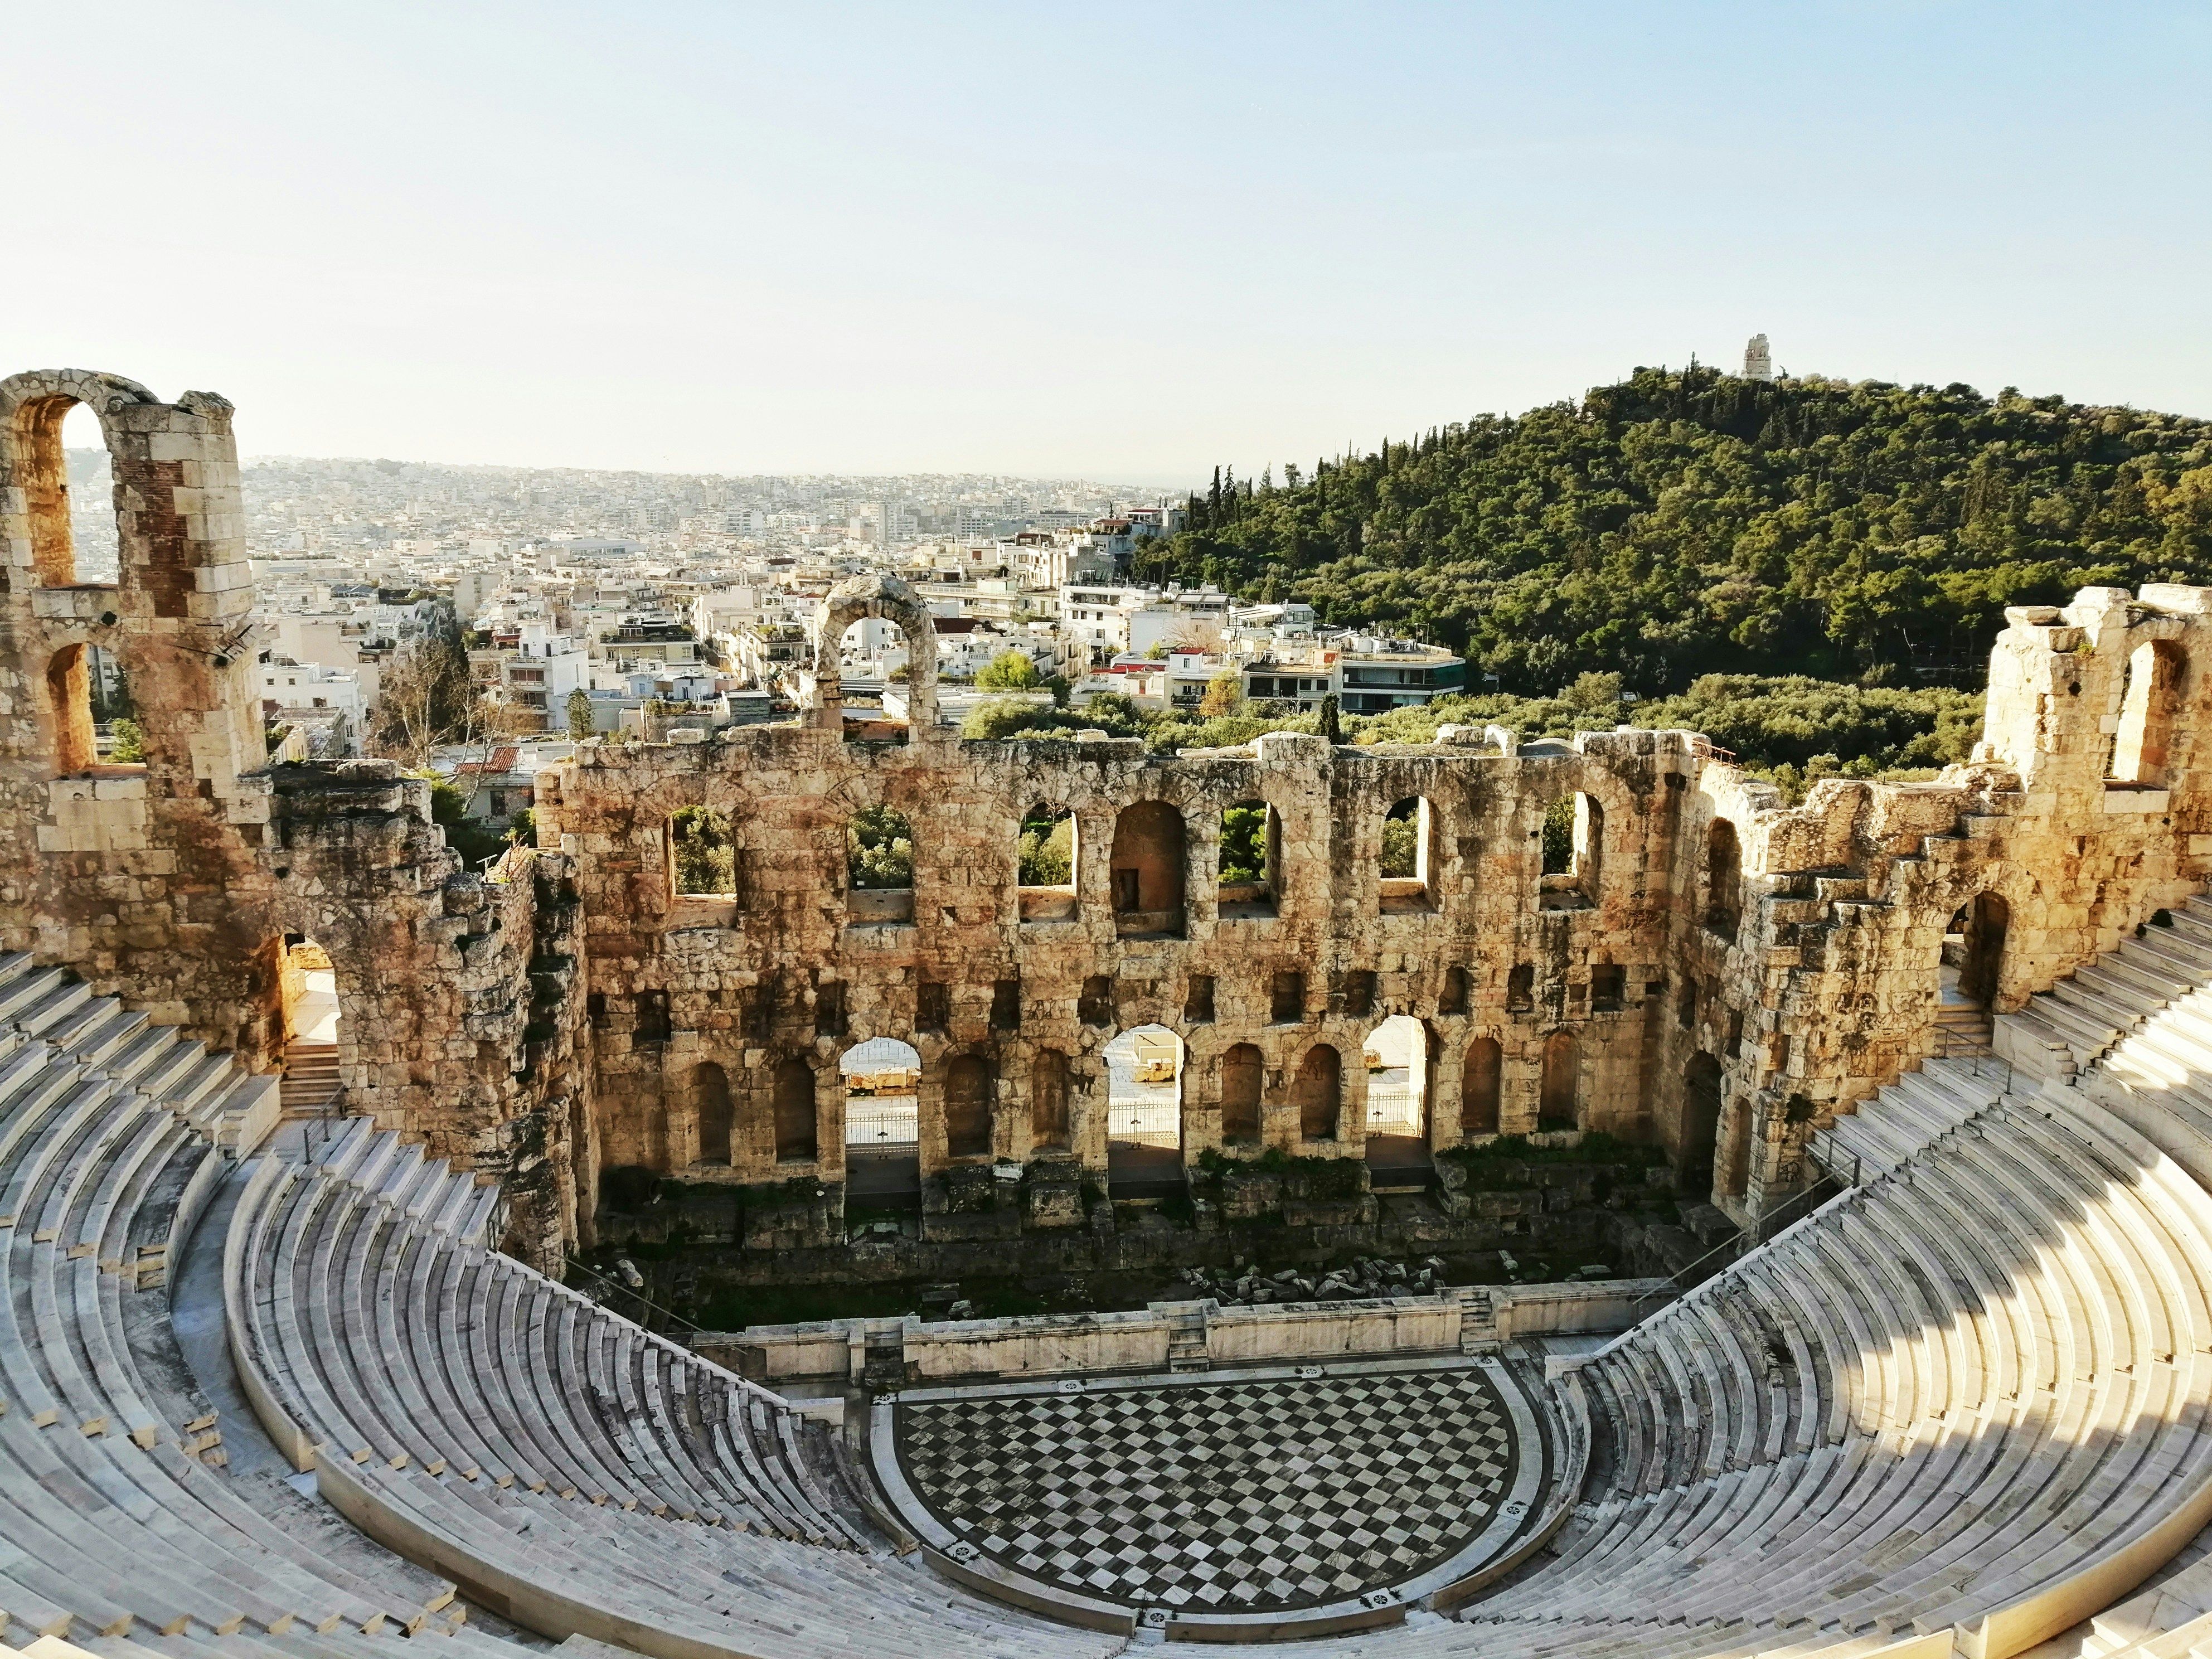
564;1253;701;1340
1630;1171;1846;1311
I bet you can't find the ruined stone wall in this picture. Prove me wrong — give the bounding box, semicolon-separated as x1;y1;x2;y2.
536;615;1691;1216
1671;586;2212;1226
0;370;272;1051
546;576;2212;1238
0;369;586;1272
13;371;2212;1254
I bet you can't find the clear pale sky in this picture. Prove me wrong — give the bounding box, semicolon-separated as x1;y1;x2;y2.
8;2;2207;482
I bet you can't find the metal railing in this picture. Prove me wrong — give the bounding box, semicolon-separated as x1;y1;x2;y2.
565;1254;701;1341
1629;1172;1847;1312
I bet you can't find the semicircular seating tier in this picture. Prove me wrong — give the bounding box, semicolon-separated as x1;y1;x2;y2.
0;957;469;1651
224;1114;1126;1659
23;911;2212;1658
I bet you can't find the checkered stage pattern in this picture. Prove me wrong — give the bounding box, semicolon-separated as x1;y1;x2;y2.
895;1367;1519;1613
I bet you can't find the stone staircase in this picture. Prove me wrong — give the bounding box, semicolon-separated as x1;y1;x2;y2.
277;1040;340;1118
1165;1302;1210;1372
1935;997;1995;1055
1807;1053;2011;1185
0;953;278;1156
1998;894;2212;1081
1457;1286;1499;1355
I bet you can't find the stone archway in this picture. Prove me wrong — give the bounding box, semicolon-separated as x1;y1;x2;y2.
808;570;939;733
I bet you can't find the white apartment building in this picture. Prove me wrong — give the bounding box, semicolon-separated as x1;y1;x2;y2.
497;622;589;731
1060;584;1161;661
259;657;367;756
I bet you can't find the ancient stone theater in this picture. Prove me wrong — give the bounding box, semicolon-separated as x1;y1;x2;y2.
9;368;2212;1657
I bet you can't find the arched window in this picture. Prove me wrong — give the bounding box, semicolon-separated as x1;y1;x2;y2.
1295;1045;1342;1142
1705;819;1742;940
2112;640;2187;784
943;1054;994;1158
1538;794;1602;908
1379;797;1436;913
1032;1050;1071;1151
12;395;114;588
1017;804;1077;921
45;645;97;776
807;571;939;735
1112;800;1186;937
847;804;914;924
1217;799;1278;918
1220;1043;1263;1144
1439;965;1469;1017
693;1063;734;1165
772;1057;816;1162
1462;1037;1502;1138
1539;1031;1578;1129
670;806;739;898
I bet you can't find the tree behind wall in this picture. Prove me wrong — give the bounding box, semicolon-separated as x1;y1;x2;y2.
977;649;1042;691
1199;672;1243;719
847;804;914;889
368;630;478;765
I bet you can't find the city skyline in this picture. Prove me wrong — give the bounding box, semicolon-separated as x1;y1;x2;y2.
11;3;2208;478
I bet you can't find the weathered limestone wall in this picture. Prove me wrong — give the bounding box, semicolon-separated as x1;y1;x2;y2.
546;574;2212;1238
535;687;1688;1212
0;368;586;1272
1672;586;2212;1225
1;370;271;1051
12;372;2212;1258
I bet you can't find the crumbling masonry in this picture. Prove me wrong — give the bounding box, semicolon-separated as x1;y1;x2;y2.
6;369;2210;1269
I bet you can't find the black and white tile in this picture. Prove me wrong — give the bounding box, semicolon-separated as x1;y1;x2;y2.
893;1364;1521;1614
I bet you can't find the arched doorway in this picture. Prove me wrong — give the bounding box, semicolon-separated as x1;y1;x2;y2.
943;1054;995;1159
1219;1043;1264;1146
693;1063;734;1166
1959;892;2008;1008
771;1056;817;1163
1720;1099;1755;1201
1105;1025;1185;1199
1936;891;2007;1054
278;935;345;1129
1031;1049;1073;1153
1363;1015;1432;1190
1539;1030;1578;1129
1461;1037;1502;1139
842;1037;921;1210
1705;820;1742;941
1680;1052;1723;1195
1296;1044;1342;1142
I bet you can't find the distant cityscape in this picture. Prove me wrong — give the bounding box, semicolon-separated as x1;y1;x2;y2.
65;445;1467;834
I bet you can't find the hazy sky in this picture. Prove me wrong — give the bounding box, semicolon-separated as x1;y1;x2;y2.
9;3;2207;482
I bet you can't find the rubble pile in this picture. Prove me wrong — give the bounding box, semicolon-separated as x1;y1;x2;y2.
1174;1254;1452;1306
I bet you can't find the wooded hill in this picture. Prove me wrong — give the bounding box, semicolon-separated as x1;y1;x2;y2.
1134;366;2212;693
